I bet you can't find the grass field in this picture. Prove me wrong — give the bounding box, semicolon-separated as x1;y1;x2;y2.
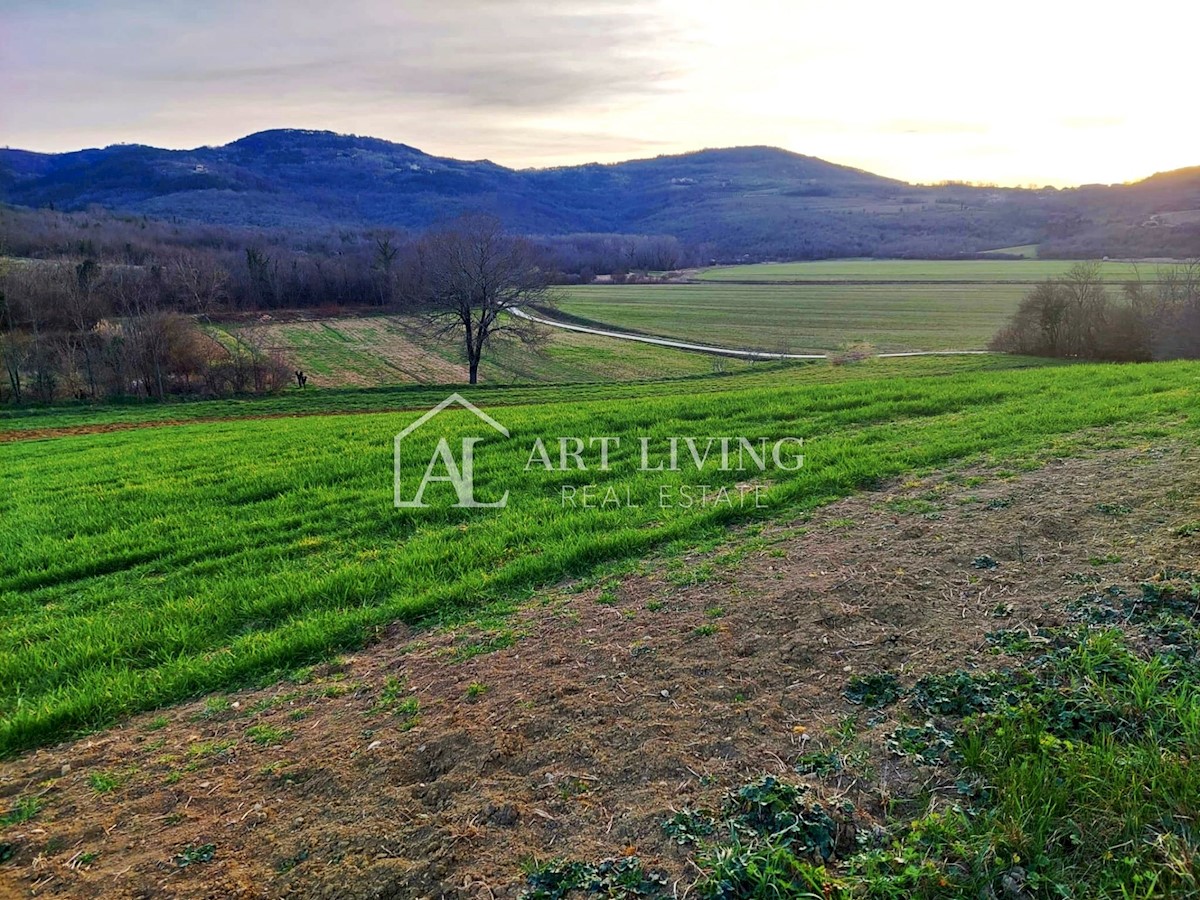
2;355;1197;755
215;313;750;388
558;258;1191;353
556;282;1026;352
694;259;1170;283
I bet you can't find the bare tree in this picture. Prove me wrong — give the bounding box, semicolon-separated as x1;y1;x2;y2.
417;216;552;384
372;235;400;307
167;252;229;315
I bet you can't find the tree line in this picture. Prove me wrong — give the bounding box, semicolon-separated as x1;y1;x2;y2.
989;261;1200;361
0;209;570;402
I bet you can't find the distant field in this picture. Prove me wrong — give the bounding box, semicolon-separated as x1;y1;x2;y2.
556;282;1026;352
980;243;1040;258
695;259;1167;283
560;257;1192;353
215;314;751;388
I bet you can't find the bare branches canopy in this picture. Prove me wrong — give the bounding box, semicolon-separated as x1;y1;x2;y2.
416;215;553;384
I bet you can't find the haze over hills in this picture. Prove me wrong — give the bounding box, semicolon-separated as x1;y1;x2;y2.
2;129;1198;259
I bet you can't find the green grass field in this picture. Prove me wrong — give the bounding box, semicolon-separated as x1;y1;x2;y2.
695;259;1168;283
2;356;1197;755
216;313;750;388
556;282;1026;352
558;258;1191;353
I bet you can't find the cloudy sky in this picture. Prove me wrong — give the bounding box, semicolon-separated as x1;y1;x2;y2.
3;0;1197;186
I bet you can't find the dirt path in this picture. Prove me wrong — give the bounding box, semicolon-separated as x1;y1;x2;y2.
0;441;1196;899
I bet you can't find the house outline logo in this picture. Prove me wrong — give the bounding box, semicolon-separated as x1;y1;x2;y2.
394;393;510;509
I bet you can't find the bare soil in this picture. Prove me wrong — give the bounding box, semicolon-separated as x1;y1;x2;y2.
1;442;1196;899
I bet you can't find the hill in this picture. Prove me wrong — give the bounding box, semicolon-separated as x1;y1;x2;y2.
2;130;1199;258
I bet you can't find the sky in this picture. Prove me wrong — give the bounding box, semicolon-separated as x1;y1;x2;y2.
2;0;1197;187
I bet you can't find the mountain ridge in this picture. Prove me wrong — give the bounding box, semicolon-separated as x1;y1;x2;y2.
2;129;1198;259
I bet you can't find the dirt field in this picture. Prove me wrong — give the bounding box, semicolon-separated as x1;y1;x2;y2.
1;439;1196;899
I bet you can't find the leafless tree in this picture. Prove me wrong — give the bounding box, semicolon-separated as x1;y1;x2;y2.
416;215;552;384
167;252;229;315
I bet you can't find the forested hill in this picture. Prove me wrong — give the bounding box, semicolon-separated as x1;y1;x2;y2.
2;129;1198;259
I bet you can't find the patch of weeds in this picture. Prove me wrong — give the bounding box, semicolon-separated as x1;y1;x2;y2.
794;750;845;777
696;837;836;899
373;676;421;727
1175;522;1200;537
87;771;123;794
374;675;407;711
825;517;856;529
1064;571;1101;585
286;665;316;685
644;600;665;612
986;627;1050;655
186;738;235;764
193;696;232;720
971;555;999;570
595;581;619;606
0;843;15;864
986;496;1013;509
173;843;216;867
910;671;1025;717
844;672;902;708
247;690;304;715
885;497;939;515
694;623;718;637
466;681;488;700
705;606;726;619
722;777;839;862
844;810;966;895
666;561;714;587
245;724;293;746
1088;553;1122;567
886;721;957;766
663;809;716;845
1;796;41;827
521;856;667;898
275;848;310;873
991;602;1014;618
452;629;515;662
1065;588;1127;624
287;706;314;722
557;777;591;800
1095;502;1132;516
394;696;420;729
142;715;170;732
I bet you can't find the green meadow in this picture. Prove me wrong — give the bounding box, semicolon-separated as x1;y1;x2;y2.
2;356;1197;755
559;259;1191;354
695;259;1169;283
557;282;1026;352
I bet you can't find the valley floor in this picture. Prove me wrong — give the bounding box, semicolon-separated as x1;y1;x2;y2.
2;439;1196;898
